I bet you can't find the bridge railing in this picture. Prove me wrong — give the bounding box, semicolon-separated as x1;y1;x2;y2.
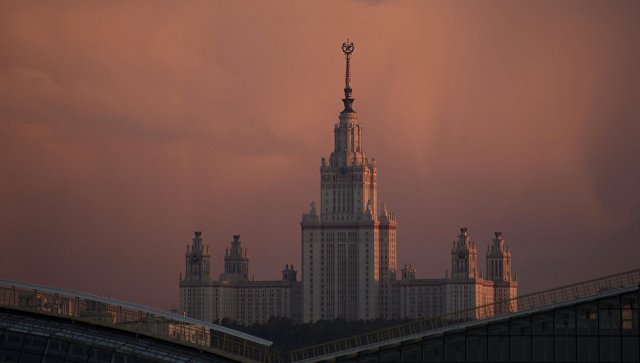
3;269;640;363
287;268;640;362
0;280;279;363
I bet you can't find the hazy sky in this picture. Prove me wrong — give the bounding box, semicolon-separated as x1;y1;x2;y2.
1;1;639;310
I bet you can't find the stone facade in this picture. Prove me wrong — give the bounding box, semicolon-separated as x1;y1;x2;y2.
300;42;517;323
179;233;302;325
180;41;518;325
395;229;518;320
301;41;399;322
179;231;212;322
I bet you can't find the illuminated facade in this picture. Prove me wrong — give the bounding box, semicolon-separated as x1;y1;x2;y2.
301;40;398;322
181;41;517;325
396;229;518;320
301;41;518;323
179;233;302;325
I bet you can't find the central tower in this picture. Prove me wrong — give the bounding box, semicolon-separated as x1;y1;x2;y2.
301;41;398;322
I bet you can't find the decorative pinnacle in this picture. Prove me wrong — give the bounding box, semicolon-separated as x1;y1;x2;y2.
341;39;355;113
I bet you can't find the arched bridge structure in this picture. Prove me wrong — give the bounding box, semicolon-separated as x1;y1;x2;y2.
2;268;639;362
0;280;276;362
286;269;640;362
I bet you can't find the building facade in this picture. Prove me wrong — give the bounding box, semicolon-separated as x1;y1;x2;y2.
396;228;518;320
300;41;517;323
301;40;398;323
180;41;518;326
179;233;302;325
179;231;212;322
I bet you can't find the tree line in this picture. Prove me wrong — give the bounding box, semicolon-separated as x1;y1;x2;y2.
216;316;411;351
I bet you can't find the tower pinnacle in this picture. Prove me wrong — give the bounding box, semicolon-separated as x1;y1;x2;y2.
341;39;355;113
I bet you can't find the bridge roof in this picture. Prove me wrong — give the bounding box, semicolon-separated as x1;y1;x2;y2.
287;268;640;362
0;279;276;362
3;268;639;363
1;309;221;362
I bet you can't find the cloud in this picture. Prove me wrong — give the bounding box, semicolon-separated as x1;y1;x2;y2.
0;1;639;308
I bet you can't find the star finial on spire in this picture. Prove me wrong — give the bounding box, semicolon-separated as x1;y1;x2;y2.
341;39;356;113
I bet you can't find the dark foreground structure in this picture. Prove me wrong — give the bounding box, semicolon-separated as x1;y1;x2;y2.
2;269;639;362
313;284;639;362
0;280;276;362
0;309;234;363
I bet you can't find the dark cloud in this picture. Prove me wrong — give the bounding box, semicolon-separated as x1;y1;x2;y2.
0;1;638;309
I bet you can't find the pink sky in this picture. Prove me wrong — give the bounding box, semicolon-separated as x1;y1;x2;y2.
1;1;639;310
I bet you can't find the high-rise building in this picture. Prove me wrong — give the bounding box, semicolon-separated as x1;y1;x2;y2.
300;41;518;323
181;40;518;325
301;40;398;322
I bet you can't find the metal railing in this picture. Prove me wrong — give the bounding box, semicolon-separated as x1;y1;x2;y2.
3;269;639;363
0;280;279;363
286;268;640;362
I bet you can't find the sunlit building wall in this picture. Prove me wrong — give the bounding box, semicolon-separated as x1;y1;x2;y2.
181;43;518;325
301;42;399;322
179;233;301;325
396;228;517;320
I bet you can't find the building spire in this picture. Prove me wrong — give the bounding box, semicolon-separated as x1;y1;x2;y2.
341;39;355;113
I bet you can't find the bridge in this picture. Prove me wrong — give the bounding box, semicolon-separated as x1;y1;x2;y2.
0;279;277;362
1;268;639;362
286;268;640;362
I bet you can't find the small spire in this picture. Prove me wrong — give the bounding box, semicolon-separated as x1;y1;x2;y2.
341;39;355;113
380;201;389;219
